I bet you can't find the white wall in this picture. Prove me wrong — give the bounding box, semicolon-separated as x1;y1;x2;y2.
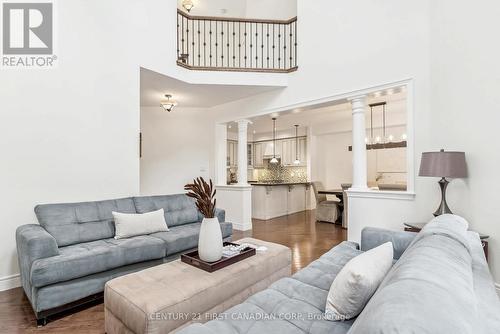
177;0;246;17
140;107;214;195
428;0;500;280
0;0;178;289
177;0;297;19
245;0;297;20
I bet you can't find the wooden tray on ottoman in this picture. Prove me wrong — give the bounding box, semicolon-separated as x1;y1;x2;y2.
181;242;256;272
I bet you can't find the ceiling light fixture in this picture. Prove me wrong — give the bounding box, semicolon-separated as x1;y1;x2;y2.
182;0;194;12
160;94;177;112
293;125;301;165
270;118;279;164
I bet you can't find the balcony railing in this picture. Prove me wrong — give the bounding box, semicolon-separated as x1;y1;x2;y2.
177;10;298;73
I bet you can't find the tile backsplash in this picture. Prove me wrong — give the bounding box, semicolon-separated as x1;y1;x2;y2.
254;164;308;183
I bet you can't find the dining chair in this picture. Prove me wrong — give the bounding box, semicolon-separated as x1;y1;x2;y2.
311;181;339;224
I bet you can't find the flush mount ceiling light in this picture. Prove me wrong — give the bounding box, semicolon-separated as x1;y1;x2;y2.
160;94;178;112
270;118;279;164
182;0;194;12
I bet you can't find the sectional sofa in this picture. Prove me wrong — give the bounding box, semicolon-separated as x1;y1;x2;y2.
178;216;500;334
16;194;232;325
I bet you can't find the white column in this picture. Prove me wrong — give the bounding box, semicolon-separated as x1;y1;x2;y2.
236;119;251;185
349;96;368;190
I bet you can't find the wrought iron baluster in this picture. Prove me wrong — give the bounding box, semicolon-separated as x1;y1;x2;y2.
193;20;201;66
294;20;297;67
267;23;270;69
181;16;185;59
232;21;235;68
177;13;180;60
186;18;190;65
278;24;281;69
209;21;212;67
260;23;264;68
227;21;230;67
283;22;286;69
250;23;253;68
289;21;293;68
245;22;248;68
215;21;218;67
221;21;224;65
255;23;258;65
273;24;275;69
203;20;206;67
238;22;241;68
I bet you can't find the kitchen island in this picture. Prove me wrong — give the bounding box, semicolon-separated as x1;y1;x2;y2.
250;182;312;220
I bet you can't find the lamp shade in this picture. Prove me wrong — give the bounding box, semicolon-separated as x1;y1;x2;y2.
419;150;467;178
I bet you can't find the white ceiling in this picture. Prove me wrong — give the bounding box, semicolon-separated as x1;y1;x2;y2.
230;88;407;134
140;68;280;108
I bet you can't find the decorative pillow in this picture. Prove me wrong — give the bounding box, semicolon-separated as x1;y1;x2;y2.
325;242;394;321
113;209;169;239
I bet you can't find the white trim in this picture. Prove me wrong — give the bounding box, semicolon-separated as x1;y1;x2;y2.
0;274;21;292
232;221;253;231
215;78;416;193
346;189;416;201
405;80;416;194
216;184;253;190
216;78;414;124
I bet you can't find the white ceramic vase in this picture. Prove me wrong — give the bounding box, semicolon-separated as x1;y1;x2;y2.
198;217;223;262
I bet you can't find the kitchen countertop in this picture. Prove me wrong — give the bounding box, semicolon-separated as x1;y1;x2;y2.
249;182;311;186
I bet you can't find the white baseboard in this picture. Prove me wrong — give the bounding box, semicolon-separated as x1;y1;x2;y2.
0;274;21;292
232;221;253;231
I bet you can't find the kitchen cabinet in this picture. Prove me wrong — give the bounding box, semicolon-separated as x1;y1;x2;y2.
227;140;238;167
253;142;264;167
280;137;307;166
298;137;307;166
252;137;307;167
262;140;282;158
281;138;294;166
247;143;253;167
252;183;312;220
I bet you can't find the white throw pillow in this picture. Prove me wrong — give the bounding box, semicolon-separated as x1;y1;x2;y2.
325;242;394;321
113;209;169;239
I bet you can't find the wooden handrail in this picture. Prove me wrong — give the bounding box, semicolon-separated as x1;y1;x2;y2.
177;9;297;25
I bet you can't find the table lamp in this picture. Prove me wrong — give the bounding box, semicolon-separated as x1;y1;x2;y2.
419;149;467;216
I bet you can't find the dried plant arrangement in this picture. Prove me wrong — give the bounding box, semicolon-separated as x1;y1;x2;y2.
184;177;216;218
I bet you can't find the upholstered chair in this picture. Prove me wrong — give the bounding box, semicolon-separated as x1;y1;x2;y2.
341;183;351;229
311;182;339;223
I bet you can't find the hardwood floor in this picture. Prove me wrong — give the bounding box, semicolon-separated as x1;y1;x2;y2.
0;210;346;333
233;210;347;273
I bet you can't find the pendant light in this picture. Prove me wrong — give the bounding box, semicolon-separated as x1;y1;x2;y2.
270;118;279;164
369;101;389;145
293;124;300;165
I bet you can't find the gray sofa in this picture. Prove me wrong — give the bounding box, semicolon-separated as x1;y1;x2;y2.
179;216;500;334
16;194;232;325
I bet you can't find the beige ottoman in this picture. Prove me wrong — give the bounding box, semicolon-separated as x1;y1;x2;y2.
104;238;291;334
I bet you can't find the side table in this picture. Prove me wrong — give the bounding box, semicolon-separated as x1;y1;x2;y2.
403;222;489;261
